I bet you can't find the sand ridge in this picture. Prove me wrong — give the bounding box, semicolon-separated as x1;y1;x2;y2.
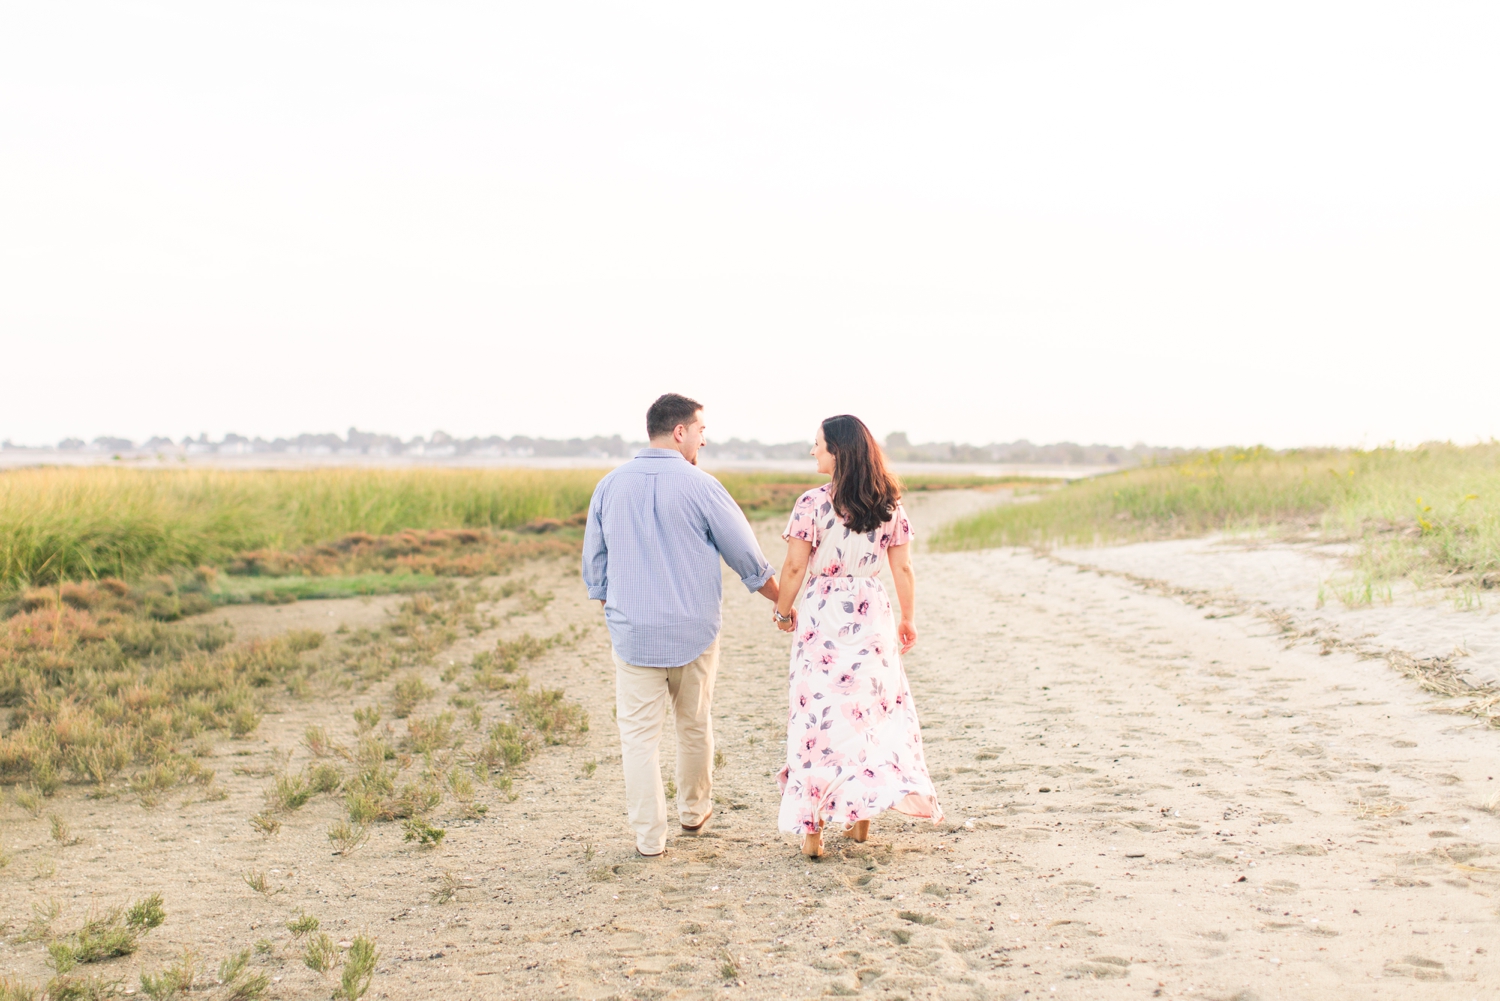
1;490;1498;999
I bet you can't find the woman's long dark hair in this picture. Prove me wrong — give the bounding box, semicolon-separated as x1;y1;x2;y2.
822;415;902;534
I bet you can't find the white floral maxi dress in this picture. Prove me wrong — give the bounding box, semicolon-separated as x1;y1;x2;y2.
776;485;943;834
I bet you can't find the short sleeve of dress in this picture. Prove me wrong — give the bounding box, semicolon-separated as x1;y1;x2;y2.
782;488;824;545
878;501;914;549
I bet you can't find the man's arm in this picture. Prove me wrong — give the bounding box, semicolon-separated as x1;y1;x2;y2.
581;485;608;607
700;478;777;599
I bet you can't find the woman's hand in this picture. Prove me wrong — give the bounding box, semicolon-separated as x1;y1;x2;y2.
897;619;917;654
775;608;797;632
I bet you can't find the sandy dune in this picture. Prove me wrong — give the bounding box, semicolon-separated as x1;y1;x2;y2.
3;491;1499;999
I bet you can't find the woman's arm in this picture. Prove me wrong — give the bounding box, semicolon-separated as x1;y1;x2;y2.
774;538;813;632
887;543;917;653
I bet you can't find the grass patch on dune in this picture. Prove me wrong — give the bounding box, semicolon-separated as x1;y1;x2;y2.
714;469;1053;517
0;467;602;594
934;443;1500;589
0;466;1039;596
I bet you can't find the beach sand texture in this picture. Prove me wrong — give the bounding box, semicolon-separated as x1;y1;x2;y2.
2;490;1498;999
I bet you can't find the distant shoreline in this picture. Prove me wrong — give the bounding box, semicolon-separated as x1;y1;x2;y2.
0;450;1113;481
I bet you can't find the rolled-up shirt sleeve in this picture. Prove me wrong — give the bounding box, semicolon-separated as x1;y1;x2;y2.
581;485;608;600
700;480;774;591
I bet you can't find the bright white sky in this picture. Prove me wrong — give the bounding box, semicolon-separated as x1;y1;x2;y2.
2;3;1496;449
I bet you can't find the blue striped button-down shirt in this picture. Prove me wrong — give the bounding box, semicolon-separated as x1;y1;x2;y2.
582;448;774;667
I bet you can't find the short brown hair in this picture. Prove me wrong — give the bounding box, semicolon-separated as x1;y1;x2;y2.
646;393;703;440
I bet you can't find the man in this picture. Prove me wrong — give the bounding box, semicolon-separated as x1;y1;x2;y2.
582;393;780;857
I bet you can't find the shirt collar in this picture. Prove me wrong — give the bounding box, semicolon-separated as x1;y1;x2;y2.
634;447;687;460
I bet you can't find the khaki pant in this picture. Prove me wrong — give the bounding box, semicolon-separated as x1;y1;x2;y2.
612;638;718;855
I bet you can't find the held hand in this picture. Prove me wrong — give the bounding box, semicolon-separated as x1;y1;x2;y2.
897;620;917;654
775;608;797;633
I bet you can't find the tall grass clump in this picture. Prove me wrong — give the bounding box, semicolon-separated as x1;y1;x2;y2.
1;466;1041;596
934;443;1500;585
0;467;605;594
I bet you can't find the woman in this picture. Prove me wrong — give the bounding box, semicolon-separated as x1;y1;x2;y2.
772;415;943;857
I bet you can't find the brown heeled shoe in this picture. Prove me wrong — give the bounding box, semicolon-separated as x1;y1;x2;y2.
847;820;870;842
801;829;824;857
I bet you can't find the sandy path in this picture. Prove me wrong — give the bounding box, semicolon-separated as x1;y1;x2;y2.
4;490;1499;999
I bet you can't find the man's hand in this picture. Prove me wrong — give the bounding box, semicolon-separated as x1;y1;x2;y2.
775;608;797;633
598;600;606;610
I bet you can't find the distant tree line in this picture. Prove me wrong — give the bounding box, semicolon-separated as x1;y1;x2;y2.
1;428;1187;466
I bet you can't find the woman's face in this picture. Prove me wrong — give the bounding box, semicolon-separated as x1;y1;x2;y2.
811;427;835;475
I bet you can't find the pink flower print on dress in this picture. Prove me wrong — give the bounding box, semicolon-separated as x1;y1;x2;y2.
841;701;876;735
798;727;834;767
831;664;861;694
818;649;838;668
794;681;818;713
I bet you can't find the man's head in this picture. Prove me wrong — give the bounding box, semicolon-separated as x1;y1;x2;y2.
646;393;706;463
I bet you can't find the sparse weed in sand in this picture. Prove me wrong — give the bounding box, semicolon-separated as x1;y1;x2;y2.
472;628;575;679
248;813;281;838
335;934;378;1001
34;857;56;880
130;757;216;809
392;676;436;718
479;721;532;772
303;933;339;975
401;818;446;847
217;949;270;1000
352;706;381;734
328;820;370;855
581;759;598;778
307;762;343;794
713;749;727;772
0;977;37;1001
242;870;277;895
430;870;470;904
936;443;1500;592
15;786;44;817
264;771;312;813
403;713;455;754
19;899;61;942
0;578;321;798
139;948;199;999
45;893;166;970
446;769;474;801
303;725;336;758
287;913;320;938
49;815;80;846
514;680;589;745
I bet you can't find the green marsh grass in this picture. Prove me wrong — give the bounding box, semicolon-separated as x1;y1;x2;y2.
934;443;1500;589
0;467;602;592
0;466;1036;596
